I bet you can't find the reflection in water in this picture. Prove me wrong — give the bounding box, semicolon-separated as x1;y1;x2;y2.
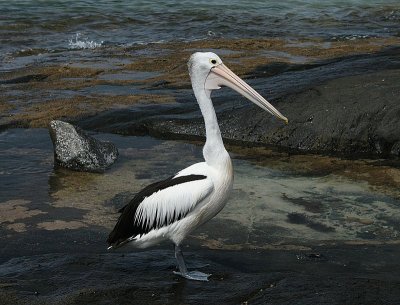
1;128;400;251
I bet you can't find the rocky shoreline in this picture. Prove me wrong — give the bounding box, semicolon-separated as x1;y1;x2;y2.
141;68;400;158
1;39;400;303
1;39;399;159
75;46;400;159
1;244;400;305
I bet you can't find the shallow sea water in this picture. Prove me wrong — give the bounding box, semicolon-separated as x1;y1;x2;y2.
1;128;399;259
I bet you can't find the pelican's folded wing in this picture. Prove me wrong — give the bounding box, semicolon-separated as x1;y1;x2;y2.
107;173;214;248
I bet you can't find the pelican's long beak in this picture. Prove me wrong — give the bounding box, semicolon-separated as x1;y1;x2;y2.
205;63;288;124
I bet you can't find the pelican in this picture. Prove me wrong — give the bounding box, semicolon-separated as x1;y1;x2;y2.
107;52;287;281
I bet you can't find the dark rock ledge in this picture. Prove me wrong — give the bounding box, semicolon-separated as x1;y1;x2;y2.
158;69;400;158
1;245;400;305
78;68;400;159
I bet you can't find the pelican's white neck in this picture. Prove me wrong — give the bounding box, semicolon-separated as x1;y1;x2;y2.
191;81;229;168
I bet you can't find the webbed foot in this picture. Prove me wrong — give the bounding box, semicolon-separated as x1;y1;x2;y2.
173;270;210;281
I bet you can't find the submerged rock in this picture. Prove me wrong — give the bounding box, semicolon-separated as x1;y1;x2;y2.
49;120;118;172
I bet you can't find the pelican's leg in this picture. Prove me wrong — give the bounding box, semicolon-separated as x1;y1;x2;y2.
173;244;210;282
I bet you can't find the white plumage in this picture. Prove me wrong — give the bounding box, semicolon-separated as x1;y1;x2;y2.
107;52;287;281
134;170;214;232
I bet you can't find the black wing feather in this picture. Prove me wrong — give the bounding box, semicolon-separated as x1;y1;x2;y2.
107;174;207;248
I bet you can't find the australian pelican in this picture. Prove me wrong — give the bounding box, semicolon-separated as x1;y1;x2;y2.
107;52;288;281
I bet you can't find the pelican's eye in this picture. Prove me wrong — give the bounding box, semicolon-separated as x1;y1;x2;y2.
210;59;217;65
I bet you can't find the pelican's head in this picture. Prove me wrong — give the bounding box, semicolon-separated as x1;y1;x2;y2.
188;52;288;124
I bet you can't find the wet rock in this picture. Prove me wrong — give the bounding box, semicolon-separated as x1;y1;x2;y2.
76;49;400;159
218;68;400;158
140;68;400;159
390;141;400;156
287;212;335;233
49;120;118;172
1;246;400;305
0;74;48;84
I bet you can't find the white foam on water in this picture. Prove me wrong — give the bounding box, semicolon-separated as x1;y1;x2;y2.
68;33;103;49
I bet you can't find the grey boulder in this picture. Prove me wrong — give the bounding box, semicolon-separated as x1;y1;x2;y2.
49;120;118;172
